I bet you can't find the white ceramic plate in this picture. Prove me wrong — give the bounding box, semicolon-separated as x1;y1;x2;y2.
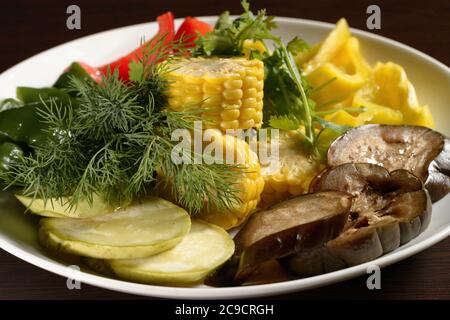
0;17;449;299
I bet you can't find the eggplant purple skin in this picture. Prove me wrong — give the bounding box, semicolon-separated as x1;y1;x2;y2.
327;124;450;202
426;137;450;201
285;163;432;276
235;208;348;284
206;191;352;286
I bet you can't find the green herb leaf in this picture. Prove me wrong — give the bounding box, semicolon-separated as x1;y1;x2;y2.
287;37;310;56
128;60;145;82
313;115;351;134
269;114;301;131
215;11;232;30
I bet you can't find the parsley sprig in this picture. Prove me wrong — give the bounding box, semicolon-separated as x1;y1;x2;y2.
195;0;349;157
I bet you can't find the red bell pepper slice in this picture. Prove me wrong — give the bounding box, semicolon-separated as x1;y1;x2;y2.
99;11;175;82
174;16;213;47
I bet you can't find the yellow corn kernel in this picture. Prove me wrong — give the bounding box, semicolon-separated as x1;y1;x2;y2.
224;79;243;89
220;120;240;130
255;101;263;111
242;98;257;109
256;80;264;91
243;88;258;99
240;108;257;120
222;101;242;109
240;119;255;129
167;57;265;130
255;91;264;101
223;88;243;100
255;111;263;123
243;76;258;89
220;109;240;121
245;68;263;79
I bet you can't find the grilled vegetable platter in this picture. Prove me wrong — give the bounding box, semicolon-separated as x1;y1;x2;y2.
1;1;448;287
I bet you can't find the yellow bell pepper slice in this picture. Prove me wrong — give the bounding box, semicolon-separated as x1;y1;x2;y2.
356;62;434;127
331;37;371;77
304;18;351;74
308;63;366;109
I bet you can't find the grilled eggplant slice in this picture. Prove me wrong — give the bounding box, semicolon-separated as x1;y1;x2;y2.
286;163;431;275
207;191;352;285
327;124;449;202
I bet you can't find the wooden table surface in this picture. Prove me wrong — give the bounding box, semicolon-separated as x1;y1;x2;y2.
0;0;449;300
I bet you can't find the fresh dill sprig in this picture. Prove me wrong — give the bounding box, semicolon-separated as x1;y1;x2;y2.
2;35;241;214
70;74;145;140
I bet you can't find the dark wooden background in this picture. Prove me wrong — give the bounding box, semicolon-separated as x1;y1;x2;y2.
0;0;449;300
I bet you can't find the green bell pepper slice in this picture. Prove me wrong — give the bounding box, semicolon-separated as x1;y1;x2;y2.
16;87;74;106
0;87;76;146
0;98;22;112
54;62;101;89
0;142;23;172
0;103;49;146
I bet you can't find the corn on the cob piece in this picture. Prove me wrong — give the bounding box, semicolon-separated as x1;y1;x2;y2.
196;130;265;229
167;57;264;130
157;130;264;230
259;130;324;208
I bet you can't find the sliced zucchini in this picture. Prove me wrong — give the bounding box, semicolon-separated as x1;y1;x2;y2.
15;194;112;218
38;197;191;259
86;220;234;285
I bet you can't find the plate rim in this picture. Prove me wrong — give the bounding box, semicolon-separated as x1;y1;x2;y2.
1;16;449;78
0;16;449;299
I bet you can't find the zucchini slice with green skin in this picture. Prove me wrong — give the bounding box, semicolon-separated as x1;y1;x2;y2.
38;197;191;259
86;220;234;285
15;194;113;218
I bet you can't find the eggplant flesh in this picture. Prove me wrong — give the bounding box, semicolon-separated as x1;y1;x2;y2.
206;191;352;286
327;124;450;202
286;163;431;276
